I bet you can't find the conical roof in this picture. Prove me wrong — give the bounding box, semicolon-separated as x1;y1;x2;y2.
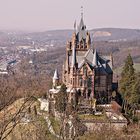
77;16;86;41
53;69;59;80
79;16;85;30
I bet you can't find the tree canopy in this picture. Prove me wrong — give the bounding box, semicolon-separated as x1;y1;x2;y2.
120;54;135;102
55;84;67;113
119;54;140;115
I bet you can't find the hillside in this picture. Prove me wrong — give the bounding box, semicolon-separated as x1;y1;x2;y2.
1;28;140;45
0;28;140;140
26;28;140;42
91;28;140;41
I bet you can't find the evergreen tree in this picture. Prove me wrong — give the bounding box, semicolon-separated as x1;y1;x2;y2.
120;54;134;97
119;54;140;113
119;54;136;114
55;84;67;113
132;72;140;104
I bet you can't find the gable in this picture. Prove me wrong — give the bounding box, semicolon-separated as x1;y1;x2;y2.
78;61;93;75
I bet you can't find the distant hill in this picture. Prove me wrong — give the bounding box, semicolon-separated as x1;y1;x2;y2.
1;28;140;43
26;29;73;42
26;28;140;42
0;28;140;69
91;28;140;41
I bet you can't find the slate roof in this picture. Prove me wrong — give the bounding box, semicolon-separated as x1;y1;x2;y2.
69;48;113;74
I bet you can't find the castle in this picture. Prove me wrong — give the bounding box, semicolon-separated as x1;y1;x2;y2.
48;14;127;132
61;14;113;104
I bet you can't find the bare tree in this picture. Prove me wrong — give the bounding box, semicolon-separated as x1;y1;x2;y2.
0;96;35;140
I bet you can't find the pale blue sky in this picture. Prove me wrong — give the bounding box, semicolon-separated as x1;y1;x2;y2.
0;0;140;31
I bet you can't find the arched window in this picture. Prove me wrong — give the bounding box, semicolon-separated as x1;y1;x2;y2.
87;76;92;87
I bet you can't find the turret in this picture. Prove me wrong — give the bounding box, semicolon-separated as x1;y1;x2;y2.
75;11;91;51
53;69;59;88
77;14;86;42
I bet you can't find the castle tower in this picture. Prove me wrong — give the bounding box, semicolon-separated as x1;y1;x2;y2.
62;12;113;104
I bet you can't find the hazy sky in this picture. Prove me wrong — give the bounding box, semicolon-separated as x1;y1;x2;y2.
0;0;140;31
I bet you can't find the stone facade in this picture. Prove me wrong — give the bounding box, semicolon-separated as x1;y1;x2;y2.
62;15;113;104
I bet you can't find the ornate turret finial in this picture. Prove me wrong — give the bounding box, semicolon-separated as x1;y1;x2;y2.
81;6;83;18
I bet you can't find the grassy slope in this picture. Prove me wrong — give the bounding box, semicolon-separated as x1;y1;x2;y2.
1;98;58;140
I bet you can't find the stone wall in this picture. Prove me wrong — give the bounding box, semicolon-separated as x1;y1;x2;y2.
84;121;127;131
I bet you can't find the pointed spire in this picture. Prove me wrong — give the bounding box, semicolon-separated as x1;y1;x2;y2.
79;15;85;31
77;6;86;42
53;69;59;80
79;6;86;30
74;20;76;33
93;49;98;66
71;45;76;67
